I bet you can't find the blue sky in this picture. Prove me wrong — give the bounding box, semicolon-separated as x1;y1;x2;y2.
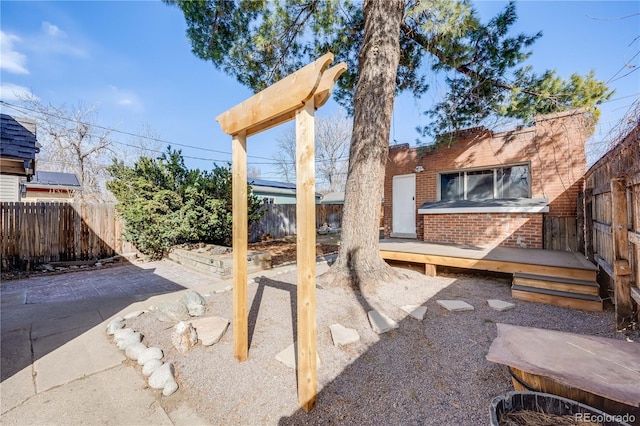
1;1;638;180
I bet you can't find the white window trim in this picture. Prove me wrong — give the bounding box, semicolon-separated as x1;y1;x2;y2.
418;205;549;214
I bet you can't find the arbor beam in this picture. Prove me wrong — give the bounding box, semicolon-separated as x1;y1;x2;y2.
216;53;333;137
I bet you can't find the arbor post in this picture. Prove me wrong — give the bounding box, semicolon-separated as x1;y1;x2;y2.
232;131;248;361
295;98;317;412
217;54;346;412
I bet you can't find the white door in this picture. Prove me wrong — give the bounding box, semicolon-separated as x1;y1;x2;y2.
392;174;416;237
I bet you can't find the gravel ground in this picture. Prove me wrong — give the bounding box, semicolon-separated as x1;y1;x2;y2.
126;264;627;426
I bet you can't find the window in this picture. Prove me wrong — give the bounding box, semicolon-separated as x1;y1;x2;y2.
262;197;275;205
439;164;530;201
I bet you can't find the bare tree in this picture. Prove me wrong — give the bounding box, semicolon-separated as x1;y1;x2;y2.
272;127;297;184
22;95;115;202
122;122;164;165
247;166;262;179
271;111;351;192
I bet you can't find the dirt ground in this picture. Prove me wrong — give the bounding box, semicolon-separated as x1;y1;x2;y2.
249;234;341;266
1;234;341;282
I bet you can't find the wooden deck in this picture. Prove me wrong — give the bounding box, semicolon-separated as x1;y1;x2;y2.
379;239;602;311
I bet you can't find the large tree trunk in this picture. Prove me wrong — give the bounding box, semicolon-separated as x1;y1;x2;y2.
320;0;405;291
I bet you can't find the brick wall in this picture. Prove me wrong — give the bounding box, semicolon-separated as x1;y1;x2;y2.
423;213;543;249
384;109;590;247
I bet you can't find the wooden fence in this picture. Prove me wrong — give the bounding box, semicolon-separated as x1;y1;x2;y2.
1;202;132;271
249;203;344;242
582;123;639;329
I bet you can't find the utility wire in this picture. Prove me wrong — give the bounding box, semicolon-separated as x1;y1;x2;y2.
0;100;272;161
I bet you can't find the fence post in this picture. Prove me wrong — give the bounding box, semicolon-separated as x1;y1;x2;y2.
611;178;635;330
584;188;594;261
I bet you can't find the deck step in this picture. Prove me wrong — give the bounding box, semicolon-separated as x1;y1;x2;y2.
513;273;599;296
512;285;603;312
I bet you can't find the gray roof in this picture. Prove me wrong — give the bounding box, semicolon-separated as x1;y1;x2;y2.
248;178;297;190
0;114;39;161
26;171;81;188
320;191;345;204
249;178;321;198
418;198;549;214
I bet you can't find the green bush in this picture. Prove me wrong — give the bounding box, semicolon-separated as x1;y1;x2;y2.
107;148;262;259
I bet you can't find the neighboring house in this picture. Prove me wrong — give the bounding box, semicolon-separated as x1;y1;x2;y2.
249;178;322;204
21;171;82;203
319;191;345;204
0;113;39;202
384;109;591;250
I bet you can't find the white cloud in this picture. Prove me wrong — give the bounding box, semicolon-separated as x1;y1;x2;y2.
0;83;38;102
42;21;66;38
0;31;29;74
108;85;143;111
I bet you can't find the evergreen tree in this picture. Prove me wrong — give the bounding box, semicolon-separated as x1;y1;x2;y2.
165;0;612;288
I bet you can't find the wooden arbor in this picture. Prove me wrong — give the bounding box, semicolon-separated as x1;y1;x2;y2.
216;53;346;412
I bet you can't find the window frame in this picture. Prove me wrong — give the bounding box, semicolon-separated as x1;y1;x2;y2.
437;162;531;201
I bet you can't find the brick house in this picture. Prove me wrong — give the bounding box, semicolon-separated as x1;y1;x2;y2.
383;109;591;250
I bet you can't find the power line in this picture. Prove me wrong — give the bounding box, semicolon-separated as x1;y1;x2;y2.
1;100;352;167
0;100;272;161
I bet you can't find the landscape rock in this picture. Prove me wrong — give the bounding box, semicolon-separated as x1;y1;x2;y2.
182;290;207;317
171;321;198;354
190;316;229;346
367;310;399;334
116;331;143;350
124;310;146;319
125;342;147;361
162;379;179;396
329;323;360;346
113;327;134;341
142;359;164;377
401;305;428;320
487;299;516;311
437;300;475;312
106;318;125;335
137;346;163;365
155;301;190;323
148;363;174;390
275;342;321;369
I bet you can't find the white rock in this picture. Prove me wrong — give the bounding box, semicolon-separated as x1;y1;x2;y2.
106;319;125;335
137;347;163;365
171;322;198;354
124;310;146;319
329;323;360;346
113;327;134;341
148;363;174;389
190;317;229;346
401;305;427;320
162;379;179;396
125;342;147;361
142;359;164;377
116;331;142;350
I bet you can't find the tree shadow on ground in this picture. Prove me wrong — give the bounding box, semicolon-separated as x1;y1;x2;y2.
275;261;625;425
0;263;186;384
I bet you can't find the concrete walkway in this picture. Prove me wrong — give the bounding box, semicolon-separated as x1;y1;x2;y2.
1;260;221;425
